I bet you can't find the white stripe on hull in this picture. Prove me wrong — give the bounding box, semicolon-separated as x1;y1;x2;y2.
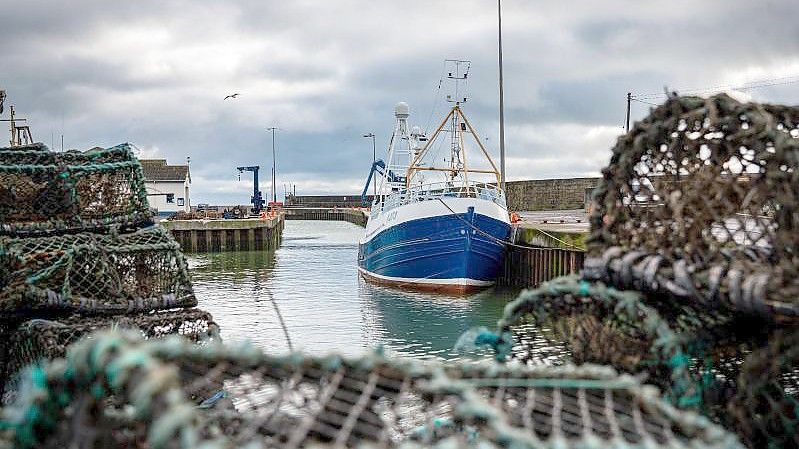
358;266;494;287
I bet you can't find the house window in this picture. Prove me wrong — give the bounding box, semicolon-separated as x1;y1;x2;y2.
177;198;185;207
166;193;175;203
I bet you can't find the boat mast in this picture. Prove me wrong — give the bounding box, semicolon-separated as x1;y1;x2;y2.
446;60;469;182
406;61;501;188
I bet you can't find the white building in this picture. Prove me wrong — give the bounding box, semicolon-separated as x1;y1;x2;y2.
140;159;191;217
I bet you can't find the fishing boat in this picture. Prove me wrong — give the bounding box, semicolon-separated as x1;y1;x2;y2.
358;66;511;293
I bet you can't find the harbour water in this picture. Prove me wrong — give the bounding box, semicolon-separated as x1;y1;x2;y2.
190;219;537;360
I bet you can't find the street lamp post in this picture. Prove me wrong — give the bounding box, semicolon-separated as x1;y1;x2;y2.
363;133;376;197
497;0;507;193
267;127;278;204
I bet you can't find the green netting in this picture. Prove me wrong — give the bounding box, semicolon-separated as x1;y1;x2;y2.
0;225;196;317
727;327;799;448
466;276;799;446
463;276;741;410
0;143;152;236
0;308;219;399
584;94;799;323
0;329;742;449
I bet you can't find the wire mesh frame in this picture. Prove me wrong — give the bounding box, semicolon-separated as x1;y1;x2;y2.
585;94;799;322
491;276;749;411
0;308;219;400
0;143;152;237
0;330;743;449
0;225;196;317
726;327;799;449
490;276;799;449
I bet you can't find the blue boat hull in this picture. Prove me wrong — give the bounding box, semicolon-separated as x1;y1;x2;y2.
358;210;511;292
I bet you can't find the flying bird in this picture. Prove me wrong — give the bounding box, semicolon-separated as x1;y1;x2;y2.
224;93;240;100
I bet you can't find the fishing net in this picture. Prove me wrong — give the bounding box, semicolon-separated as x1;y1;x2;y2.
0;329;742;449
727;327;799;448
0;308;219;400
459;276;794;447
462;276;742;410
0;143;152;236
0;225;196;317
584;94;799;322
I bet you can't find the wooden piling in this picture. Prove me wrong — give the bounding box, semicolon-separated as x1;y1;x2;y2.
497;245;584;289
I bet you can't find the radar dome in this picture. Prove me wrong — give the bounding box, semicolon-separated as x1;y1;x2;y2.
394;102;410;118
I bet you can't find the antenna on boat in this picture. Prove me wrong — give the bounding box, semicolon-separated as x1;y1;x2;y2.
406;61;501;190
444;59;471;105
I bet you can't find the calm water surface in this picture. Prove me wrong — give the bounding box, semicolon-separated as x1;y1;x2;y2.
189;220;530;360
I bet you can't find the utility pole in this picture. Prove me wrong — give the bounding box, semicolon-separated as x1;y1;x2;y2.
267;127;278;204
497;0;507;192
363;133;376;196
625;92;632;133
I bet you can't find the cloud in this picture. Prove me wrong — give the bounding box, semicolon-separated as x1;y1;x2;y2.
504;123;620;180
1;0;798;202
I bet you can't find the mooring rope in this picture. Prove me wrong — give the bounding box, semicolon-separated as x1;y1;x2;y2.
435;198;582;251
265;287;294;351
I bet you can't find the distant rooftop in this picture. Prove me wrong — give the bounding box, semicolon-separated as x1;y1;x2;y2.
140;159;190;182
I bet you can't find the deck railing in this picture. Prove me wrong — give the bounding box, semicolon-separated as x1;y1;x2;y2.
371;181;506;218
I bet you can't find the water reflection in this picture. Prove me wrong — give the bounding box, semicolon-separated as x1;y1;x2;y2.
189;220;523;360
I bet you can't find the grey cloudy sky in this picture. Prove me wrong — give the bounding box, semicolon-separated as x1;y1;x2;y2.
2;0;798;204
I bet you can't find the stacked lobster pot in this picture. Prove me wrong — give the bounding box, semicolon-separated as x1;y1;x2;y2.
0;142;218;397
0;329;744;449
474;94;799;448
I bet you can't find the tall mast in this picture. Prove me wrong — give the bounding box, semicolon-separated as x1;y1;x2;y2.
497;0;507;192
406;61;501;188
444;59;470;181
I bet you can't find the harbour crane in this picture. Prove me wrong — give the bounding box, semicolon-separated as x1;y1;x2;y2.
237;165;265;214
360;159;406;206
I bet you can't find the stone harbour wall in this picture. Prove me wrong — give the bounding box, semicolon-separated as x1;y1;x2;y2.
505;177;599;211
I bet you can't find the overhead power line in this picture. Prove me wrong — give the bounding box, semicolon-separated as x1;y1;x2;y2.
633;74;799;100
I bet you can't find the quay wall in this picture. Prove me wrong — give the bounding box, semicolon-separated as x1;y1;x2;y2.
496;245;585;288
285;177;599;212
161;214;284;252
496;223;587;288
285;208;368;227
505;178;599;211
285;195;374;208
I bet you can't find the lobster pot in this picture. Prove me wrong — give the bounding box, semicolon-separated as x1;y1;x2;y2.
726;327;799;449
1;308;218;398
0;225;196;317
480;276;799;448
490;276;753;411
584;94;799;322
0;143;151;236
0;330;742;449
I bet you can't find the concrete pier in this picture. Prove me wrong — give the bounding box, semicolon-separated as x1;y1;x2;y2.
285;208;368;227
161;214;284;252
